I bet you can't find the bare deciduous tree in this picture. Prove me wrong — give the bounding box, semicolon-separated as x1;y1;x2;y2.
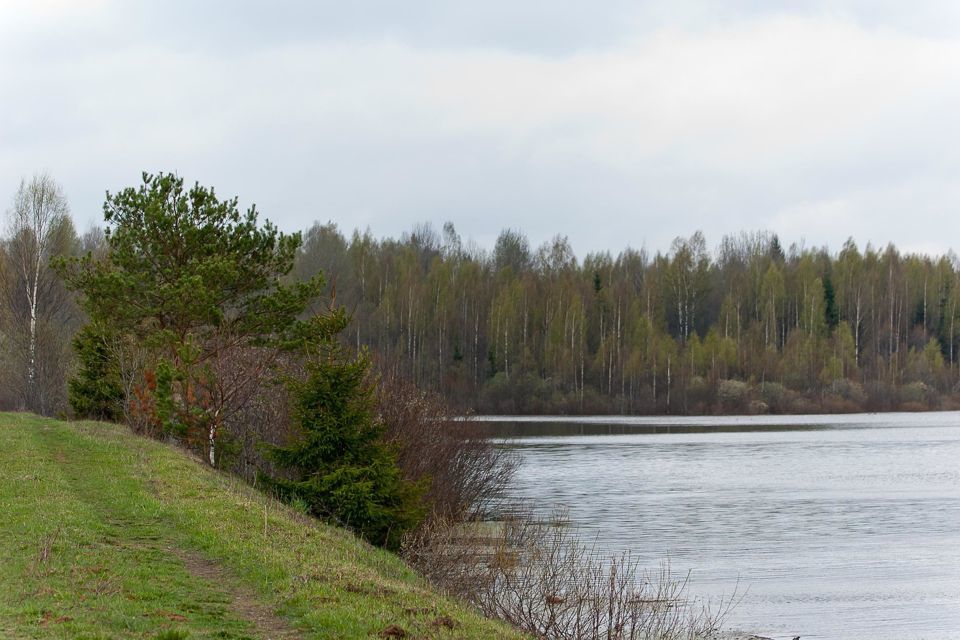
2;173;74;413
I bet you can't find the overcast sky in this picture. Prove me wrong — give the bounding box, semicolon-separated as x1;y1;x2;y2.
3;1;960;258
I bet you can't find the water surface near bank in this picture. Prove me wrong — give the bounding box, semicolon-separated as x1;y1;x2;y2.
484;412;960;640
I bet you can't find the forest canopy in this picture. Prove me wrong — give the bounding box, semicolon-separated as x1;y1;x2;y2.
292;224;960;415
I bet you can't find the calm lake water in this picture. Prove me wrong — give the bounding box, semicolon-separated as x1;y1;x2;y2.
479;412;960;640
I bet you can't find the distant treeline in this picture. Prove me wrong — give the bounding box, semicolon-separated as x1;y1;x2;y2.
293;223;960;414
4;176;960;417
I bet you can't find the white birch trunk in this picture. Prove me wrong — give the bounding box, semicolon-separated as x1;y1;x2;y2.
8;174;68;413
209;426;216;466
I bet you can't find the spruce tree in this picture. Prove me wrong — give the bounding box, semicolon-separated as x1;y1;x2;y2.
262;344;424;550
823;274;840;330
68;323;123;422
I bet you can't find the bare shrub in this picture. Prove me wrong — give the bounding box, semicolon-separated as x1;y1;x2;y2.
405;510;735;640
219;349;299;482
376;366;517;522
106;333;150;433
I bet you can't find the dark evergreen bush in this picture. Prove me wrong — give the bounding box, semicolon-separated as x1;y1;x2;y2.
261;346;425;550
68;324;123;421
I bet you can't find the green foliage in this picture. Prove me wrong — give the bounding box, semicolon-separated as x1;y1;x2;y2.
68;324;123;421
262;347;425;550
55;172;324;458
57;172;321;346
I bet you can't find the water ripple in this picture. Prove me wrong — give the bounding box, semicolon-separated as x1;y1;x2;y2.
499;416;960;640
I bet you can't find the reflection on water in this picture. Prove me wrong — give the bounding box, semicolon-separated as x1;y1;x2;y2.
487;412;960;640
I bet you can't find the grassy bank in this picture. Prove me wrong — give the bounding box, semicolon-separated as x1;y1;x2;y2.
0;413;524;639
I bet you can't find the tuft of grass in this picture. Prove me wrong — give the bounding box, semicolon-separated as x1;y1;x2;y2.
0;413;525;639
287;495;311;516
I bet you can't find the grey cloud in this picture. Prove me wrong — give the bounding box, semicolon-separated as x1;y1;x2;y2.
82;1;960;55
3;2;960;259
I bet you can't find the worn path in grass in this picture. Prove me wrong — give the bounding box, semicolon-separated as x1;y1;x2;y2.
0;414;524;640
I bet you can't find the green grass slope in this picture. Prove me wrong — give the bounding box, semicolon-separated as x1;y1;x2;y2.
0;414;524;640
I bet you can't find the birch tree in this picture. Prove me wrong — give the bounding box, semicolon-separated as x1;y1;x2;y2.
4;173;70;412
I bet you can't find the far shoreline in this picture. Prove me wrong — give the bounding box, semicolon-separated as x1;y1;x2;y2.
462;409;960;436
467;408;960;422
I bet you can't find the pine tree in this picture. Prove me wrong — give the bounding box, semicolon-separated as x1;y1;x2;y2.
55;172;322;464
